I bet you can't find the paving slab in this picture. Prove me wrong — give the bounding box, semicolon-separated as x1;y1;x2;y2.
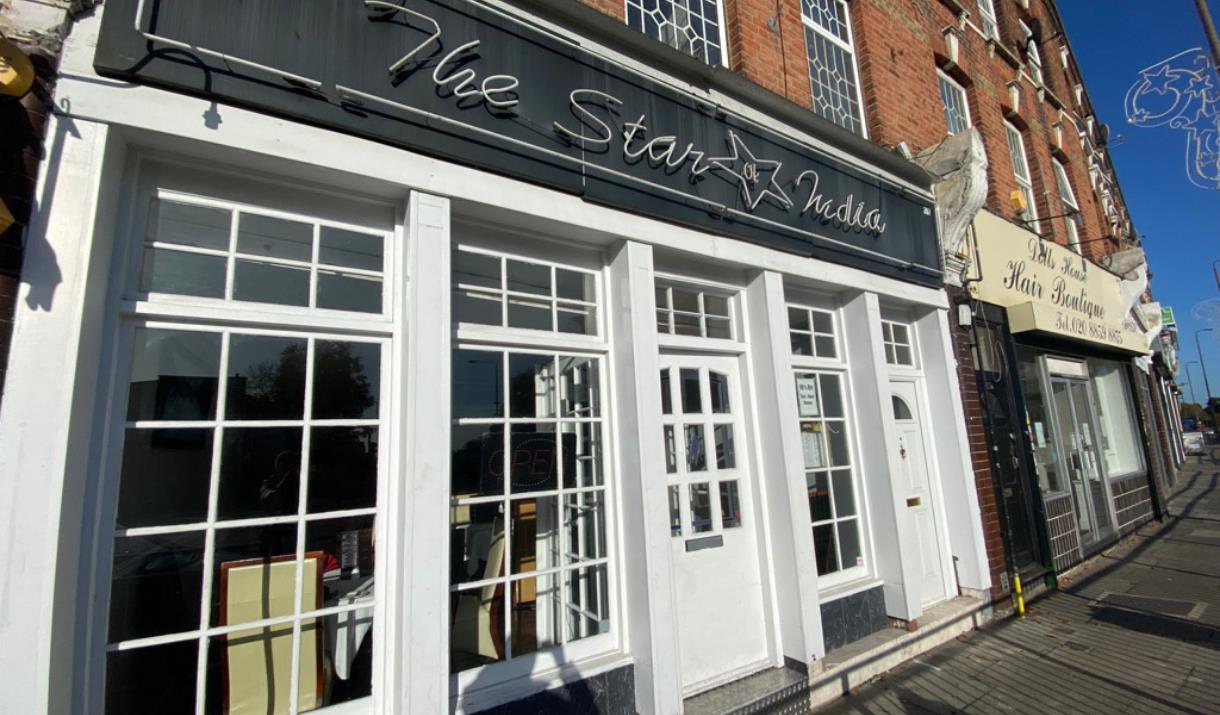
820;448;1220;715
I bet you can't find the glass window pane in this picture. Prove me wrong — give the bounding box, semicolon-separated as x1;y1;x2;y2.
509;353;556;418
837;520;862;570
560;357;600;417
233;259;310;307
127;328;221;421
818;374;844;418
151;199;231;250
813;523;837;575
317;270;382;313
450;585;505;670
562;422;603;488
801;422;827;469
305;514;376;591
892;323;910;345
706;317;732;340
672;288;699;313
453;250;501;290
237;213;313;262
507;297;552;331
294;613;373;710
319;227;383;271
664;425;677;474
557;302;596;335
669;486;682;536
680;369;702;413
117;428;213;529
831;468;856;517
506;260;551;296
814;336;837;358
217;427;302;521
689;483;713;533
453;349;504;420
807;471;832;522
884;344;897;365
673;312;701;336
705;294;730;317
685;424;707;472
720;480;742;528
108;532;205;642
556;269;594;302
655;285;670;310
225;335;307;420
308;427;378;513
210;523;298;627
709;372;730;414
788;307;810;331
660;369;673;415
565;491;607;563
510;497;559;574
454;289;502;326
451;424;504;498
106;641;199;715
827;422;851;467
892;395;913;420
563;565;610;642
510;572;558;658
812;311;833;334
715;424;736;469
656;309;673;334
895;345;913;365
141;247;226;299
791;333;813;356
450;500;505;585
509;424;559;493
313;340;381;419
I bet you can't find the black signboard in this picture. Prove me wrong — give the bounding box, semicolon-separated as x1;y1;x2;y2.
95;0;942;285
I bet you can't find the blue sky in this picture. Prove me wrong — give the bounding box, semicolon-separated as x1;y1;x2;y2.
1059;1;1220;405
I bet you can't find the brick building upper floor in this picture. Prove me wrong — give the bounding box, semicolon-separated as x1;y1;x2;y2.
574;0;1139;267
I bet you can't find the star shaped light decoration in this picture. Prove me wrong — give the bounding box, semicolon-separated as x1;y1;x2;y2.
703;130;794;212
1141;64;1178;97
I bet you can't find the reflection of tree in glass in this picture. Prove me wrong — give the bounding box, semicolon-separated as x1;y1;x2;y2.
235;342;306;419
314;341;376;419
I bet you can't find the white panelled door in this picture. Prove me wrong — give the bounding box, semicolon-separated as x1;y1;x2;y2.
659;354;770;694
890;380;948;607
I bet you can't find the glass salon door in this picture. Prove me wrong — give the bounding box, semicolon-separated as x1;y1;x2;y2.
1050;378;1114;547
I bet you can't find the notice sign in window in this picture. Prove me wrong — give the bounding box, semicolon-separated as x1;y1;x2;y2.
797;374;820;417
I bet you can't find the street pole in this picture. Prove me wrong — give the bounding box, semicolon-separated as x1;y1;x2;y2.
1196;0;1220;69
1197;327;1215;404
1186;360;1200;404
1213;259;1220;292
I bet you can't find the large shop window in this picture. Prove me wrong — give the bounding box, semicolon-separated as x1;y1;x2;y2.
1090;361;1143;477
625;0;726;66
104;182;392;714
450;246;612;677
788;303;866;581
801;0;866;136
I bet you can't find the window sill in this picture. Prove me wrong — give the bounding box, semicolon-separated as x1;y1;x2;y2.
817;574;881;603
451;651;634;714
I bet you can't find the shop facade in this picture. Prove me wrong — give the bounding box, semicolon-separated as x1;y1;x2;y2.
0;1;992;714
967;211;1157;578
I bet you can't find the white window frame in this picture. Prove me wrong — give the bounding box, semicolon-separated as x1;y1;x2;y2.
1005;121;1040;233
800;0;869;137
881;319;918;368
654;279;737;341
95;157;403;715
975;0;998;40
937;70;972;135
787;300;870;588
1021;20;1043;85
1051;158;1082;252
448;237;622;698
623;0;730;67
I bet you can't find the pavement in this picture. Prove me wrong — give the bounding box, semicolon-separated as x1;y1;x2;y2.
819;445;1220;715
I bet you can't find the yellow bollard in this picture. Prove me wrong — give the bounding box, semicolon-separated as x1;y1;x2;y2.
1013;574;1026;618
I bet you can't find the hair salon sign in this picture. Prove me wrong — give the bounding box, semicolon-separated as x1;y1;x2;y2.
970;211;1146;354
95;0;940;284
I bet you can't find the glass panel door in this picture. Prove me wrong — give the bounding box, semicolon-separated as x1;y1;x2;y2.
1050;377;1114;547
1070;381;1113;536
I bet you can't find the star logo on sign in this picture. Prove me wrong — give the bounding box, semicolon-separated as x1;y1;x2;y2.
704;130;794;211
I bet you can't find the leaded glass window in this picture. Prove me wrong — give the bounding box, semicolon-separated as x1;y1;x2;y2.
1052;159;1081;251
1005;122;1040;233
937;71;971;135
976;0;998;40
801;0;865;136
626;0;725;66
